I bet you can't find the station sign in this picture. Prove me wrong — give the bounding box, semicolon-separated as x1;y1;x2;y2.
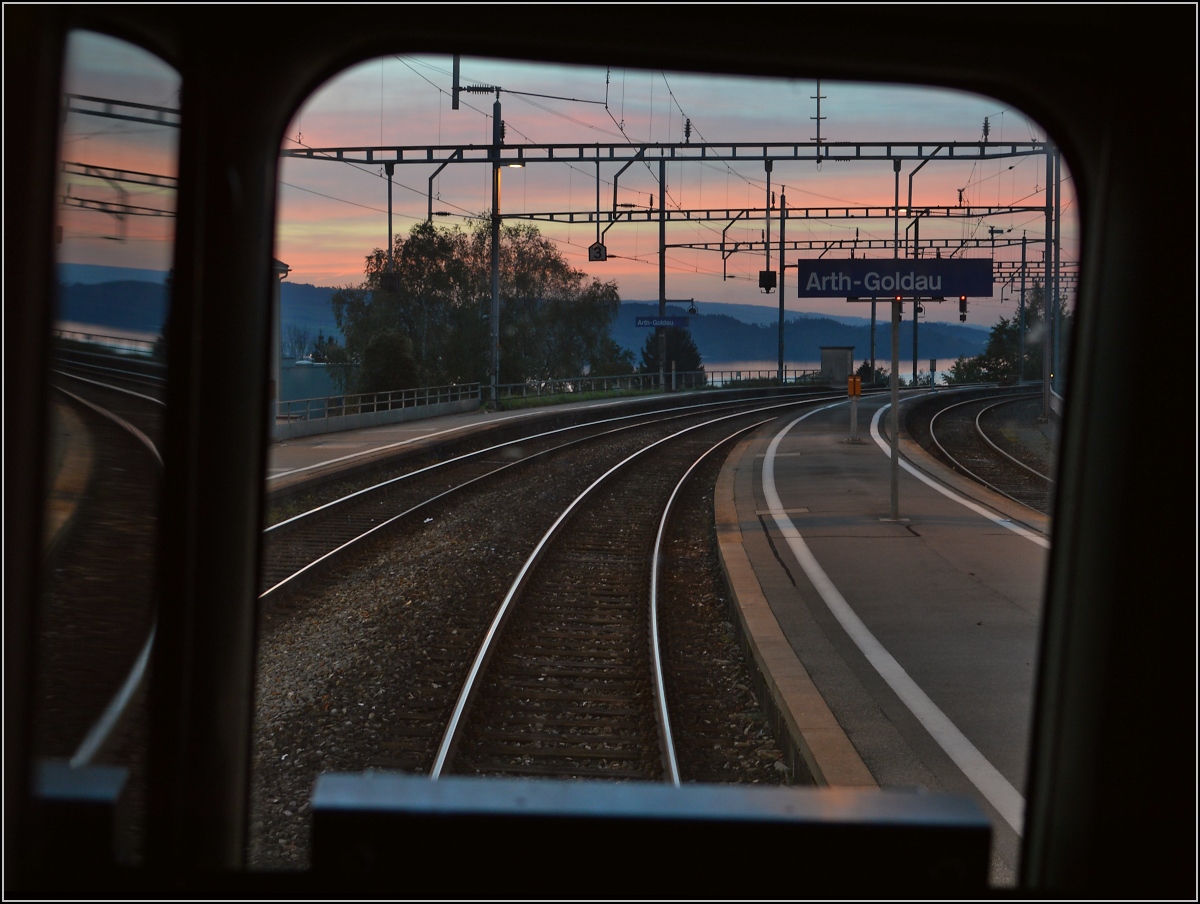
795;258;993;299
636;316;689;328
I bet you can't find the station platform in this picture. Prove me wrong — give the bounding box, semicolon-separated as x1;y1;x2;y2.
266;393;709;495
715;392;1048;885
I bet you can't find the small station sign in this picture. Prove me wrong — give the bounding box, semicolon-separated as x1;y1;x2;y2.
636;316;689;328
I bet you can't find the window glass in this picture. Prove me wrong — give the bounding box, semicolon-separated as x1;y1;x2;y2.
36;29;180;866
257;55;1076;886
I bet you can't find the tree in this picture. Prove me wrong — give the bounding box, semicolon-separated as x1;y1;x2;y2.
283;324;313;359
943;280;1073;385
587;337;636;377
331;221;479;391
855;360;888;385
490;221;621;383
978;315;1021;383
945;354;987;384
309;330;341;363
359;329;419;396
331;219;622;394
639;327;703;375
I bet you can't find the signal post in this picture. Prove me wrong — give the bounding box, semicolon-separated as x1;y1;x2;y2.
848;374;862;443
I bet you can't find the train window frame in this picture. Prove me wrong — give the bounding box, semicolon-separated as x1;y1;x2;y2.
257;52;1073;886
5;6;1194;900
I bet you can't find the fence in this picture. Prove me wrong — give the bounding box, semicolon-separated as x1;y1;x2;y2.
496;367;824;400
705;367;824;387
273;383;481;440
495;372;697;400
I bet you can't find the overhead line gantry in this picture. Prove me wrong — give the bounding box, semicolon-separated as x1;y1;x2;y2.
279;139;1047;166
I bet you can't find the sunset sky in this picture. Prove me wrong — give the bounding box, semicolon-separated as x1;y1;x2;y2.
57;33;1078;327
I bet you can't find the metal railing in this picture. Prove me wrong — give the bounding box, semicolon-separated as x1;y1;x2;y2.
275;383;481;422
705;367;823;387
494;368;826;401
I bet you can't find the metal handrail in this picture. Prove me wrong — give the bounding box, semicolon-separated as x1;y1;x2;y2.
494;368;824;400
275;382;481;421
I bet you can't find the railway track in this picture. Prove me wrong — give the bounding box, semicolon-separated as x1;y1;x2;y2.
260;395;810;600
34;370;164;868
435;414;770;782
38;372;163;760
41;375;1050;871
905;389;1055;516
248;398;809;867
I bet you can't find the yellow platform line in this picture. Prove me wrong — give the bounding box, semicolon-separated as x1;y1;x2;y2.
715;436;876;788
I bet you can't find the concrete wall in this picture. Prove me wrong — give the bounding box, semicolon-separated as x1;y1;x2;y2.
281;360;354;404
819;346;855;387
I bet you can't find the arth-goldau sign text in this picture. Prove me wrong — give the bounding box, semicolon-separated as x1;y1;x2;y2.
636;316;690;328
795;258;993;298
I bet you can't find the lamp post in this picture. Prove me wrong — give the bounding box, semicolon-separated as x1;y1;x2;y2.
906;150;938;390
1018;231;1027;382
490;104;500;408
890;158;901;521
488;93;522;409
1043;144;1053;419
903;210;929;386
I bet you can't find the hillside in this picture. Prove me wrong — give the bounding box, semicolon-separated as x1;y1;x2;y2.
55;277;343;340
55;280;168;333
614;302;989;365
52;266;990;368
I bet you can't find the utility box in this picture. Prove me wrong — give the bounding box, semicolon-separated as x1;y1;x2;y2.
820;346;855;387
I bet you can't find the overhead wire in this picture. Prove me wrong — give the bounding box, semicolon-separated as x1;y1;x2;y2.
293;57;1064;296
281;134;484;222
399;54;639;214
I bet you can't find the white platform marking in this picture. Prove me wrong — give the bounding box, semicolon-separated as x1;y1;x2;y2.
762;404;1026;835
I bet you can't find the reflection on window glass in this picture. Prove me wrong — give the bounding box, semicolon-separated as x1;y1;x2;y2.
36;29;179;867
255;54;1075;885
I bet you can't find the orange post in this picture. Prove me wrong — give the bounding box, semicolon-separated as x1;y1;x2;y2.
848;375;861;441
